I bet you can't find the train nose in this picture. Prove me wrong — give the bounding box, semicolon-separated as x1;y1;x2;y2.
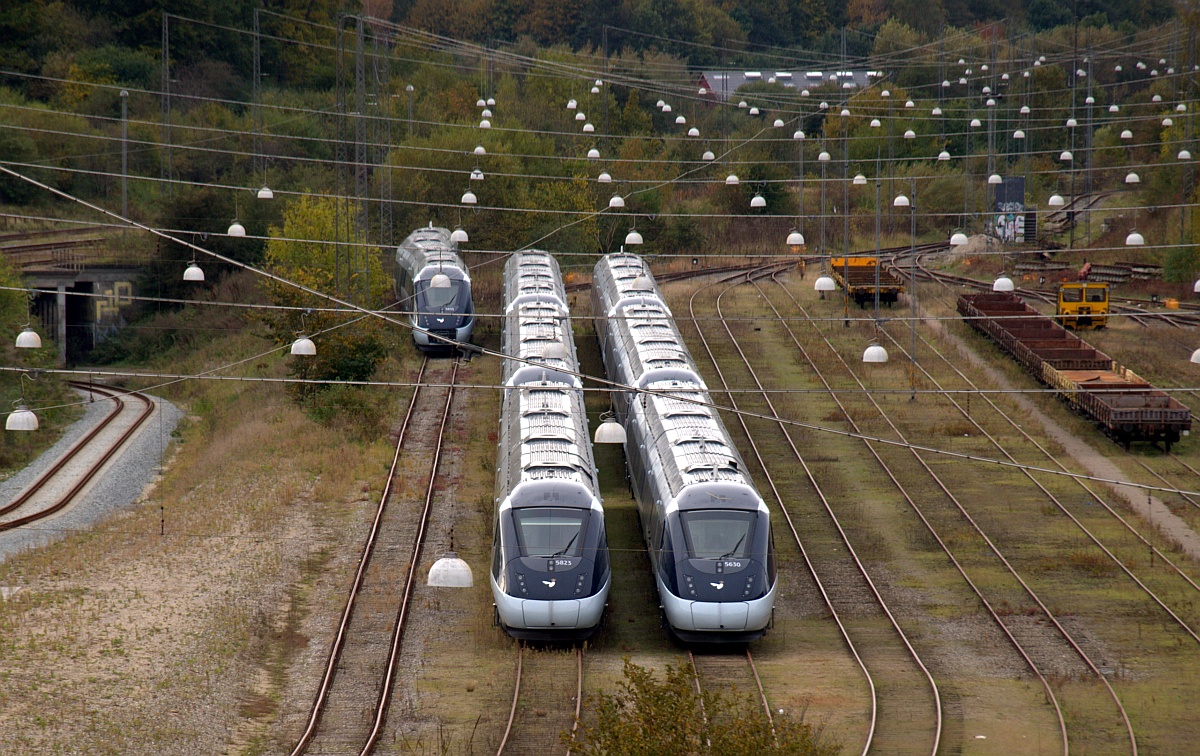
691;601;749;631
522;599;580;628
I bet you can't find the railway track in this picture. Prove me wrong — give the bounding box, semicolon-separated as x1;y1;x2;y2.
686;648;775;735
0;381;154;533
685;266;942;754
291;357;459;756
495;644;583;755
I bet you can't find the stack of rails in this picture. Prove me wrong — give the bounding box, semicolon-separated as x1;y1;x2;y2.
829;257;904;307
593;253;777;642
490;251;611;640
958;291;1191;451
393;224;476;352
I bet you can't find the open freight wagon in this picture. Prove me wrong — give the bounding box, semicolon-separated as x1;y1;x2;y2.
830;257;904;307
957;292;1190;451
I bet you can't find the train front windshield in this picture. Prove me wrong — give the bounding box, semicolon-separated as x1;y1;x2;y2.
679;510;755;559
512;507;589;557
417;279;465;310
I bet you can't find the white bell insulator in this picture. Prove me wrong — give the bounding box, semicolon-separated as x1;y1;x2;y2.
591;86;600;94
794;129;806;139
1110;104;1120;113
663;104;673;113
657;99;666;108
479;119;491;129
870;119;881;128
774;118;784;127
702;150;715;161
950;232;969;246
227;221;246;237
881;89;891;97
1066;118;1077;127
725;174;739;185
450;227;469;243
1193;348;1200;364
183;262;205;282
992;276;1015;292
1048;194;1065;207
1034;61;1041;67
1013;130;1026;139
738;100;747;108
905;100;914;108
257;186;274;199
1020;105;1030;114
982;86;992;94
932;107;942;115
1059;150;1073;161
1125;231;1145;246
786;230;805;246
1125;172;1140;184
430;273;453;289
1163;117;1174;126
470;168;484;180
840;108;850;117
893;194;910;207
582;123;594;132
688;127;700;137
541;342;569;360
598;171;612;183
959;77;968;84
1038;56;1046;62
749;106;759;115
1177;104;1187;112
863;343;889;363
477;98;486;107
904;129;915;139
1179;149;1192;161
970;118;981;127
1121;129;1133;140
1076;69;1086;77
575;111;586;121
1114;65;1123;72
938;150;951;160
814;275;836;292
15;327;41;348
624;229;643;245
943;80;951;87
854;174;867;185
566;98;577;110
986;98;996;107
1086;96;1095;104
818;151;831;162
587;148;600;159
631;275;653;291
461;190;477;205
1002;73;1010;80
981;64;989;71
698;87;707;95
290;336;316;356
675;115;686;124
487;98;495;106
608;194;625;208
427;552;473;587
800;89;810;96
819;101;828;109
6;404;37;431
594;418;627;444
750;194;766;208
1153;93;1163;100
595;80;602;86
482;109;492;118
988;174;1003;184
473;145;486;155
1193;277;1200;293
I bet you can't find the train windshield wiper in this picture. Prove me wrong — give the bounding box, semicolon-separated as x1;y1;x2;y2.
549;531;578;558
716;534;745;560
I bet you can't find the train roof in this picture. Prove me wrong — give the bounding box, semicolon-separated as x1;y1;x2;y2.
396;225;470;282
503;251;567;313
503;252;580;387
607;300;705;388
592;254;671;317
497;383;598;509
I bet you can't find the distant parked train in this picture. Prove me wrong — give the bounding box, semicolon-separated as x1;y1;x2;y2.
593;253;777;642
491;251;611;639
394;224;475;352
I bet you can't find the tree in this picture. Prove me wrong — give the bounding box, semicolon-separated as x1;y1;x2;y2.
566;658;840;756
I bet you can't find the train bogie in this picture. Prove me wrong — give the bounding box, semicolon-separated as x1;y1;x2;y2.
491;252;610;639
394;224;475;353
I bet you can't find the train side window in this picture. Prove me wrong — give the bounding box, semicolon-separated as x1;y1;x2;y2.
491;520;502;577
1086;288;1106;303
1061;288;1082;303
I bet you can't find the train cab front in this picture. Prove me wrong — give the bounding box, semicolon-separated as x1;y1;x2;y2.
657;505;776;643
491;501;610;640
413;276;475;351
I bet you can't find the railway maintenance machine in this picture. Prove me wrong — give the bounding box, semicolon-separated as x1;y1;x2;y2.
1056;282;1109;330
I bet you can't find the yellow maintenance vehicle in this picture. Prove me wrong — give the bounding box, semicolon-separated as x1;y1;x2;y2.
1056;281;1109;330
829;257;905;307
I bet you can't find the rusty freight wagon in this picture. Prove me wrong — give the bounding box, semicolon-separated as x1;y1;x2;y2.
830;257;904;307
958;292;1191;451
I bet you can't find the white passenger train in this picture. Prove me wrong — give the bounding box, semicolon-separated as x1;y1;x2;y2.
394;224;475;352
491;251;610;639
593;253;776;642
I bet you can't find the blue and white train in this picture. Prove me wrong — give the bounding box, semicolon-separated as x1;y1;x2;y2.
593;253;776;642
491;251;611;639
394;224;475;352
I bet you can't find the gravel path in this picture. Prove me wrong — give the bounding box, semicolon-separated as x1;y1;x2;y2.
0;389;182;562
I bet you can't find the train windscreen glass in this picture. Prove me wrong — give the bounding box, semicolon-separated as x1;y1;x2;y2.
512;508;588;557
679;510;755;559
419;280;463;309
